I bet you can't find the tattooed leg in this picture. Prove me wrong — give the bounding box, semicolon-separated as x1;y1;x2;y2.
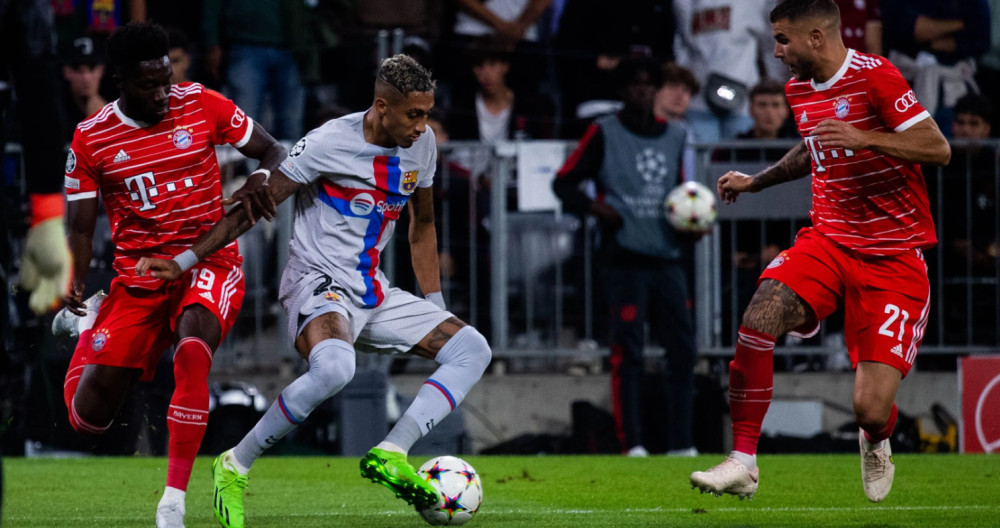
742;279;816;339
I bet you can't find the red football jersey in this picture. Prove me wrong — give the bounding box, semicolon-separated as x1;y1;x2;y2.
65;82;250;288
786;49;937;256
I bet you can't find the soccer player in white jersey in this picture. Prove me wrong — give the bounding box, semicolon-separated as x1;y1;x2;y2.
136;54;492;528
689;0;950;502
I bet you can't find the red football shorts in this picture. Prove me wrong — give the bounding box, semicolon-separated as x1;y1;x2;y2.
759;228;929;377
78;262;244;381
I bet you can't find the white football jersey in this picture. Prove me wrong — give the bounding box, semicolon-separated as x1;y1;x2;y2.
279;111;437;308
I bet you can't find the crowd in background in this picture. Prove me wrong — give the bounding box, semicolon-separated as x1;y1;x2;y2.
5;0;995;150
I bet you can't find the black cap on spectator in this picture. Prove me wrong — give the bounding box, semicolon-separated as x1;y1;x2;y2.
61;36;103;67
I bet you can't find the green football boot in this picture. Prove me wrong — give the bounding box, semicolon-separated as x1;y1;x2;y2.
360;448;440;509
212;450;249;528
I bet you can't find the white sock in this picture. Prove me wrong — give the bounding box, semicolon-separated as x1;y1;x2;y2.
383;326;491;452
232;339;355;469
159;486;185;506
730;450;757;469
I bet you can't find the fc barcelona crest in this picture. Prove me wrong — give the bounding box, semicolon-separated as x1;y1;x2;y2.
401;170;419;194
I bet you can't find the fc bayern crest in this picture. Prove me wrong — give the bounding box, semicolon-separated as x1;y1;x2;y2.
91;328;110;351
401;170;419;194
65;149;77;173
172;127;194;149
834;97;850;119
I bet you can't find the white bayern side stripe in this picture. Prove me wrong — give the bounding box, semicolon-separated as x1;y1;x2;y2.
894;111;931;132
219;266;242;319
233;118;255;148
166;416;208;426
906;291;931;364
66;191;97;201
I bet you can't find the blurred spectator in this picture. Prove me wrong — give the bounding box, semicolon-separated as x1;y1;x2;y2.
935;93;998;344
881;0;990;135
740;79;795;141
553;57;698;457
453;0;551;48
166;26;193;85
442;0;551;110
835;0;882;55
59;36;107;138
448;38;555;143
673;0;786;142
976;0;1000;132
554;0;676;138
654;63;699;123
52;0;146;49
655;63;699;182
203;0;306;140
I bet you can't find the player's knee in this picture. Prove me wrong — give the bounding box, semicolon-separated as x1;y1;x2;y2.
68;397;112;435
853;401;889;431
309;340;356;398
444;326;492;375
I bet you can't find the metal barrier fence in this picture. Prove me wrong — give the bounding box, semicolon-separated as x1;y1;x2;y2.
7;138;999;368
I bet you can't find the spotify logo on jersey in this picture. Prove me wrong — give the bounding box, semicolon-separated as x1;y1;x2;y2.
350;193;376;215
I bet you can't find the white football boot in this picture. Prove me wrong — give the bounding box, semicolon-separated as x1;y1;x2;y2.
690;455;759;500
51;290;105;339
859;429;895;502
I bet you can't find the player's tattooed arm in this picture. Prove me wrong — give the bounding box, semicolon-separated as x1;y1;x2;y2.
751;141;811;191
408;186;443;297
136;170;302;280
717;142;811;203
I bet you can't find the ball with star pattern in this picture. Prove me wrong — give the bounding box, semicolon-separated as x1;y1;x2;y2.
416;456;483;526
664;181;717;233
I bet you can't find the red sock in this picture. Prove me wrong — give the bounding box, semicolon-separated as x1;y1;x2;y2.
64;330;91;432
729;326;776;455
863;403;898;444
166;337;213;491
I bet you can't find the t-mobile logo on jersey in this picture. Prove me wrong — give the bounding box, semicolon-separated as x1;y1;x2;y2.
804;135;855;173
124;171;195;211
125;172;158;211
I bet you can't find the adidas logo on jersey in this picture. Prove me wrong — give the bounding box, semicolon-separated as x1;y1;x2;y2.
199;291;215;303
890;344;903;357
113;149;130;163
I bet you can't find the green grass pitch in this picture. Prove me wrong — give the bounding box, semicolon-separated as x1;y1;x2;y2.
3;454;999;527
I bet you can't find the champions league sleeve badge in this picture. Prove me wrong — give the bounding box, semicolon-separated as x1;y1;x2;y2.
290;137;307;157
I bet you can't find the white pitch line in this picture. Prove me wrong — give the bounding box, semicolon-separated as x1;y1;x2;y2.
9;504;997;522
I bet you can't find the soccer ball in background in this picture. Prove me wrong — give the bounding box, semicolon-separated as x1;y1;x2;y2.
416;456;483;526
664;181;717;233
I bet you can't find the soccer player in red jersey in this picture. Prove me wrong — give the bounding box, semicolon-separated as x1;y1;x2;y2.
53;22;285;528
689;0;950;502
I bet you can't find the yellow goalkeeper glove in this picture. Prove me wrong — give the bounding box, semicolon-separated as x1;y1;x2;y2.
21;216;72;315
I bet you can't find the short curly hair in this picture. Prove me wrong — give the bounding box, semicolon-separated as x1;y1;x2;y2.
106;22;169;72
377;54;436;96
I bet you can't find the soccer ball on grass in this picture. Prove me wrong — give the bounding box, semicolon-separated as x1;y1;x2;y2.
664;181;717;233
416;456;483;526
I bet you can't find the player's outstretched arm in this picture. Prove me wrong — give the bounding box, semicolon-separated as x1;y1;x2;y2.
136;170;303;280
226;124;288;224
408;186;443;299
813;117;951;166
717;142;811;203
